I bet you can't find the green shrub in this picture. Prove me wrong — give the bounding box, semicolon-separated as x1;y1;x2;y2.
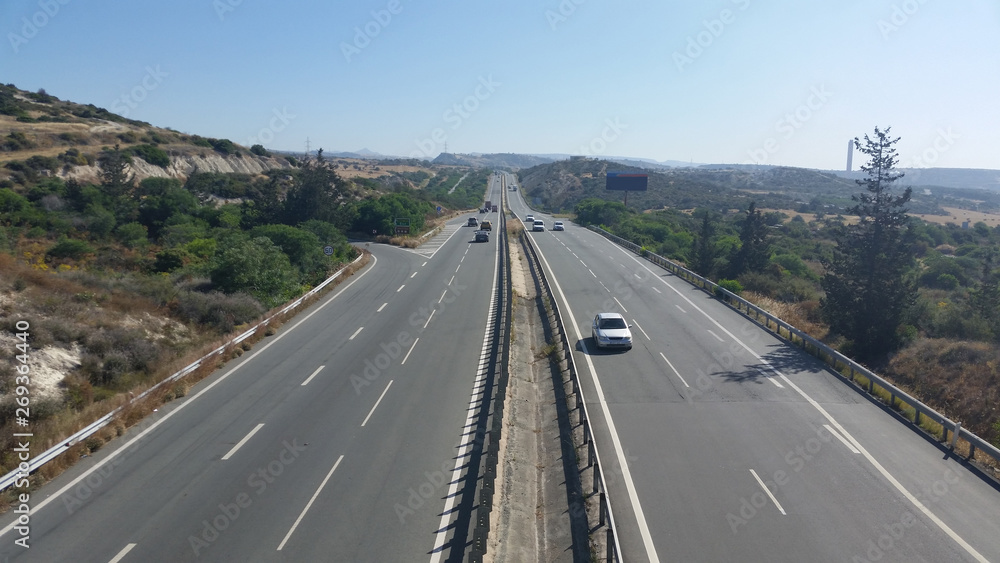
172;290;265;333
250;144;269;156
130;144;170;167
715;279;743;297
47;237;94;259
115;222;148;248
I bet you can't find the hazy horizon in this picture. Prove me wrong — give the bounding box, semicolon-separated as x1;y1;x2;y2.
3;0;997;170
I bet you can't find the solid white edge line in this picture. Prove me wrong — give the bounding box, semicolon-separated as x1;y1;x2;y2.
632;319;650;341
660;352;689;388
301;365;325;386
533;239;660;562
750;468;786;515
757;367;784;388
277;455;344;551
612;244;989;563
108;543;137;563
401;338;419;365
361;381;393;427
221;423;265;461
377;302;388;312
429;212;501;563
823;424;861;454
349;326;363;340
0;255;378;539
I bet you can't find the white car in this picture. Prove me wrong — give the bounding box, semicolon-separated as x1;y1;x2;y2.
532;220;545;232
524;214;534;225
592;313;633;350
553;221;564;231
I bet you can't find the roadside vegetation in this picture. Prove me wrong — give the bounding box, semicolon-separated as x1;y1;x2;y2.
0;84;492;491
527;130;1000;448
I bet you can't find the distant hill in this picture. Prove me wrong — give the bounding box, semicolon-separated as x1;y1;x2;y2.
431;152;555;169
827;167;1000;192
0;84;291;184
515;159;962;216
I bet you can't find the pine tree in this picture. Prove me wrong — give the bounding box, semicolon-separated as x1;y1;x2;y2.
727;201;770;278
99;144;135;199
693;212;717;278
821;126;915;362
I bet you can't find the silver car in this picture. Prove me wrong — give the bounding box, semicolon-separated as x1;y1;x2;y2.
592;313;633;350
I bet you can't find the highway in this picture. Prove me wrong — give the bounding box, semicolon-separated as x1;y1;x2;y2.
505;173;1000;562
0;176;508;561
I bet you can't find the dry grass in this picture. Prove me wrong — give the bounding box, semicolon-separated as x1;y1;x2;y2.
0;251;371;510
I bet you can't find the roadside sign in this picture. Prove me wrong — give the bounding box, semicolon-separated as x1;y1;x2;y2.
323;245;334;256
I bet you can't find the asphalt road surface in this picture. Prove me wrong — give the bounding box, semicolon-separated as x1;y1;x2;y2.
0;176;508;562
505;173;1000;563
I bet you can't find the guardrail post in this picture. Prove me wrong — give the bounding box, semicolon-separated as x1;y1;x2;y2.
607;528;615;562
914;410;920;425
593;459;600;493
588;440;595;468
583;418;590;445
599;492;606;527
951;422;961;450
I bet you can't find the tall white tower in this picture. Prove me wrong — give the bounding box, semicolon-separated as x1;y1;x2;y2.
846;139;854;172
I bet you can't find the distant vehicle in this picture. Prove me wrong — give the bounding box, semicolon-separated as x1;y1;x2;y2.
553;221;564;231
475;230;489;242
524;215;534;224
467;217;478;227
480;220;492;231
533;220;545;232
592;313;633;350
491;205;498;212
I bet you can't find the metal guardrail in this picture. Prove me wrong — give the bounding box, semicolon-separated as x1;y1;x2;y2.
470;181;513;562
0;252;367;492
518;215;622;562
588;225;1000;471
